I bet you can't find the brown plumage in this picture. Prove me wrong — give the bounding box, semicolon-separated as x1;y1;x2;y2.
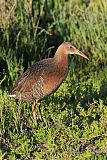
8;42;89;125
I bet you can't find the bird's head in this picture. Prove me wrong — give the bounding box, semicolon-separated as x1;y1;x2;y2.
58;42;89;60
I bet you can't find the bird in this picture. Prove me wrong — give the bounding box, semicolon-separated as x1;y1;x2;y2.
8;42;89;125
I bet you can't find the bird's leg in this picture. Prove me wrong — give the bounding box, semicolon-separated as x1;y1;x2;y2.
38;102;43;122
32;101;37;126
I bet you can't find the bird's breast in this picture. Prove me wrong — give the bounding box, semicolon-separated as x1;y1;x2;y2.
41;63;68;98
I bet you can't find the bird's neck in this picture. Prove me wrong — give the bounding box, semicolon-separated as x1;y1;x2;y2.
54;51;69;69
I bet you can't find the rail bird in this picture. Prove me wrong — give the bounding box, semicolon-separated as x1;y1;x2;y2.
8;42;89;125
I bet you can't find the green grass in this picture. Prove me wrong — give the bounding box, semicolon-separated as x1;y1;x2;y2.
0;0;107;159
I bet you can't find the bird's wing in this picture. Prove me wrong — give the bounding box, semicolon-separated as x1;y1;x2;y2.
10;59;53;96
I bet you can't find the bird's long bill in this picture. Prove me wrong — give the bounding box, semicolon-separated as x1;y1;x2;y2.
75;50;89;60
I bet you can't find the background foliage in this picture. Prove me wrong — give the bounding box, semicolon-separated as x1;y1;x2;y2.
0;0;107;159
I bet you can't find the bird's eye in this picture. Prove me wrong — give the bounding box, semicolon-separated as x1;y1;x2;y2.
70;46;72;49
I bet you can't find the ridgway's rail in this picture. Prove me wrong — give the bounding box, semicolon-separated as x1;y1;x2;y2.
8;42;89;125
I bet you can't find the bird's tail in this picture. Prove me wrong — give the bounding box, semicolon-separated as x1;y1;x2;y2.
7;93;16;98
